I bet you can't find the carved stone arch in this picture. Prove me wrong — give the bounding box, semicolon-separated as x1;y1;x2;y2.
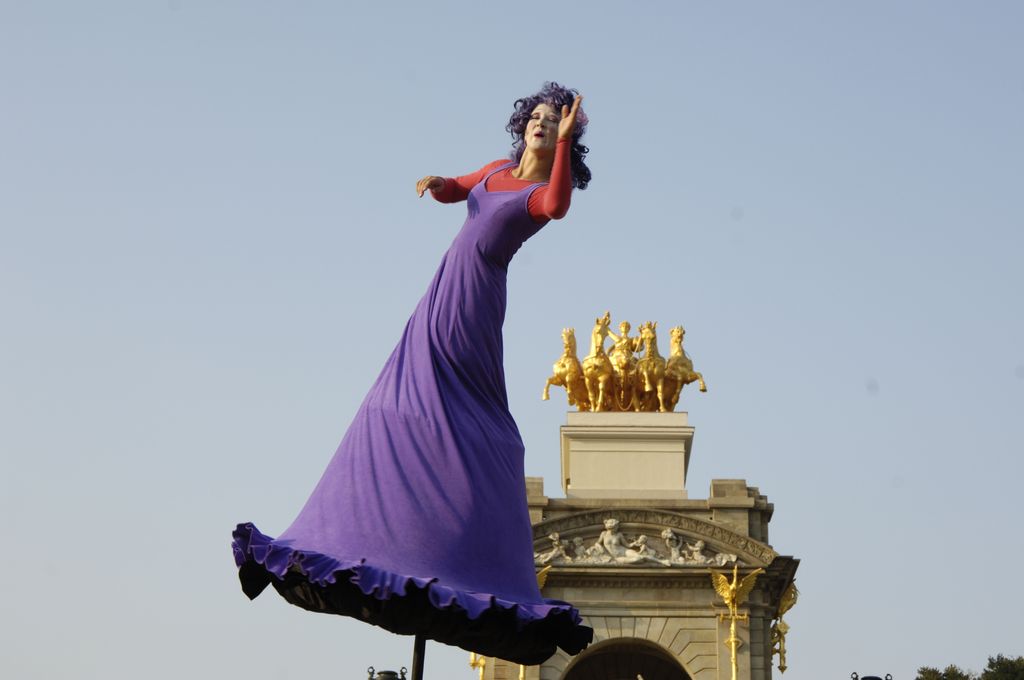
558;637;692;680
532;508;777;567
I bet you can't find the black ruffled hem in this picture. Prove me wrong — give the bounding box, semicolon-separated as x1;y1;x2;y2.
233;522;592;665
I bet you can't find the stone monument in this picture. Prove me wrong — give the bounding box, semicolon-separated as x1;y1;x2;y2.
477;317;799;680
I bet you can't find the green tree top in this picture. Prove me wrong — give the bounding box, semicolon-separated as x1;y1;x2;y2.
916;655;1024;680
980;654;1024;680
916;665;977;680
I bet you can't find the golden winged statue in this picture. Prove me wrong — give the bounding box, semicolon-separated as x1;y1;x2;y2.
771;581;799;673
536;564;552;589
711;564;765;619
777;581;798;618
711;564;765;680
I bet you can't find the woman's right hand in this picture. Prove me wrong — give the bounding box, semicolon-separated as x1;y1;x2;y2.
416;176;445;197
558;95;583;140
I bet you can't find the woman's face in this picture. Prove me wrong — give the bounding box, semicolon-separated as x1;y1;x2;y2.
524;103;560;152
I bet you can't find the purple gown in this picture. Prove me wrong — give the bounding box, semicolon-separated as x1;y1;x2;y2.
232;162;592;664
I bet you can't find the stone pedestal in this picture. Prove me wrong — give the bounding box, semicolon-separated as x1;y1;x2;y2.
560;412;694;499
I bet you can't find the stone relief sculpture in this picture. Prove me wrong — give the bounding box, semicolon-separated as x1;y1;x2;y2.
660;527;683;561
588;518;668;566
684;539;710;564
661;529;737;566
570;536;587;560
536;532;571;565
534;518;738;568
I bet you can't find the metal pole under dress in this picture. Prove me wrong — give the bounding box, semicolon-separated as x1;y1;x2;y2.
410;634;426;680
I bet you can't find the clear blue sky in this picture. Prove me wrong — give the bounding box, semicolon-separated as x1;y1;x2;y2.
2;2;1022;679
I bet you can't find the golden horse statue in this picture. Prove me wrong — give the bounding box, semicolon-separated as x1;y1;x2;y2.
541;328;590;411
542;313;706;413
582;312;614;412
636;321;668;411
663;325;707;411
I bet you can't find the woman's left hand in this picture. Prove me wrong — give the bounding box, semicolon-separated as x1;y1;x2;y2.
558;95;583;140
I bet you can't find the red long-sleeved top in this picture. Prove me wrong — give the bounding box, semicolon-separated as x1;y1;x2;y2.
431;138;572;223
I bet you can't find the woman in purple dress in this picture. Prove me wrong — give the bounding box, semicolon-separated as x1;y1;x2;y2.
233;83;592;665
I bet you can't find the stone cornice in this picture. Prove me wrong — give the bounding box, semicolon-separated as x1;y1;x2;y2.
541;565;786;610
542;568;720;590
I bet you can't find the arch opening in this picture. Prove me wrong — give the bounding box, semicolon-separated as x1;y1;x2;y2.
561;638;691;680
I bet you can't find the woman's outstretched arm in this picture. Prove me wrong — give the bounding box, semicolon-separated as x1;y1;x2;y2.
416;160;508;202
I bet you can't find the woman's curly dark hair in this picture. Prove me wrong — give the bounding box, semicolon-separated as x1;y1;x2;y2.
506;81;591;190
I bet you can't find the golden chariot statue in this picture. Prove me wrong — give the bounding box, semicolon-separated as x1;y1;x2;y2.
543;312;707;412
